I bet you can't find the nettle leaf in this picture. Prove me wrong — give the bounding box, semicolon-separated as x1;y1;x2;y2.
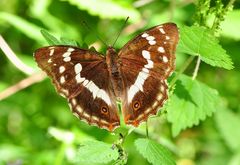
135;138;175;165
167;74;219;137
76;140;118;164
178;26;233;70
41;30;61;45
60;37;79;46
215;107;240;151
63;0;140;21
41;30;78;46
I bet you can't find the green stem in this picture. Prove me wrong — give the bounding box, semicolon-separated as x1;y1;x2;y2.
192;56;201;80
54;143;67;165
169;56;195;88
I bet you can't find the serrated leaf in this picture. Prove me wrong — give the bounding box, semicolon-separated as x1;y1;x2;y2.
63;0;140;21
76;140;118;164
215;107;240;151
167;74;219;137
135;138;175;165
40;30;61;45
178;26;233;70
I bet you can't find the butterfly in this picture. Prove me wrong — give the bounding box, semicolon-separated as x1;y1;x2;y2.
34;23;179;131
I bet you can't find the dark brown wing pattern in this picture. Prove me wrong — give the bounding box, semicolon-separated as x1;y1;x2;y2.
34;46;120;131
118;23;179;127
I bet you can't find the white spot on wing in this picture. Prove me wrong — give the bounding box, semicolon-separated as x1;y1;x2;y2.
142;50;150;59
149;40;156;45
71;99;77;106
49;49;54;56
63;57;71;62
68;48;75;52
152;101;158;109
59;66;65;73
48;58;52;63
63;52;71;57
141;33;149;38
74;63;82;74
146;36;155;41
75;74;85;83
163;56;168;63
157;93;163;100
76;105;83;113
60;76;65;84
166;36;170;40
159;28;165;34
158;47;165;53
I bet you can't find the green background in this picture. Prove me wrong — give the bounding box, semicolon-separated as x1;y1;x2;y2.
0;0;240;164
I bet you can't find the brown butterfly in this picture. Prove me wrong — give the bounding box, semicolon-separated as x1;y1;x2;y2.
34;23;179;131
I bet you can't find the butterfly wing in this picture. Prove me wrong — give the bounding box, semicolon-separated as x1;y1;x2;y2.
34;46;120;131
118;23;179;126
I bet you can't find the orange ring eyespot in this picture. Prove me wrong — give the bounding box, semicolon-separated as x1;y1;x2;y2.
101;106;108;115
132;101;141;111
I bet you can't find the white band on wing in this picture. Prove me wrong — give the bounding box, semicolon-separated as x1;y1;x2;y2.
73;63;112;105
127;50;154;103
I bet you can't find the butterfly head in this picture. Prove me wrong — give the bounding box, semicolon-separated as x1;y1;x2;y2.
106;46;118;64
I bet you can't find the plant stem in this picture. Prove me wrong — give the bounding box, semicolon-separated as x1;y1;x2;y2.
0;35;35;75
169;56;195;88
192;56;201;80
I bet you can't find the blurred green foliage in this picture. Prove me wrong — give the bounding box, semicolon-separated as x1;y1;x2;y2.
0;0;240;165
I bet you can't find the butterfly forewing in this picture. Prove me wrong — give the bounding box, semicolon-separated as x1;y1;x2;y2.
34;46;120;131
119;23;179;126
34;22;179;131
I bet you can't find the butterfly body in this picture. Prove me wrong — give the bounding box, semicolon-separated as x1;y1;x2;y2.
106;47;124;99
34;23;179;131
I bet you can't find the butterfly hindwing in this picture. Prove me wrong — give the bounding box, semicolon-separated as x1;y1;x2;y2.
119;23;179;126
34;22;179;131
34;46;120;130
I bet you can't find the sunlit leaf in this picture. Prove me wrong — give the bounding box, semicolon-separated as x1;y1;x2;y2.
76;140;118;164
135;138;175;165
178;26;234;69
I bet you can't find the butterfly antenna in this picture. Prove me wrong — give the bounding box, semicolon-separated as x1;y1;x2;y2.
112;16;129;47
82;21;108;47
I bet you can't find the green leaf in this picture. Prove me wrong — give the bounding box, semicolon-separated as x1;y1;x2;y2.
40;30;61;45
167;74;219;136
215;107;240;151
135;138;175;165
60;37;78;46
178;26;234;70
63;0;140;21
76;140;118;164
